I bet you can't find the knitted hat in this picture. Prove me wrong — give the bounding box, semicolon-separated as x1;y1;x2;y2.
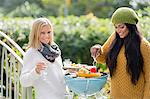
111;7;139;25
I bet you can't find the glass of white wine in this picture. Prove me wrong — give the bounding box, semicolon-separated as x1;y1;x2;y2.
41;61;50;84
63;59;72;67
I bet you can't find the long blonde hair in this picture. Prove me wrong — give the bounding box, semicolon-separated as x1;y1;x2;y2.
28;18;53;49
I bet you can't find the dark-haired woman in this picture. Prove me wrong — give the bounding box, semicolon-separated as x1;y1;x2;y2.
90;7;150;99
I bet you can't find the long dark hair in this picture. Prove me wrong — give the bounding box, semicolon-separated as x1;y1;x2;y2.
106;23;144;85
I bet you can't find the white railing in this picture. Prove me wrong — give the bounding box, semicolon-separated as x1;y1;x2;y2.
0;31;33;99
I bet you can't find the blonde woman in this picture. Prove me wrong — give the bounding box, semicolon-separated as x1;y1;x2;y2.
20;18;66;99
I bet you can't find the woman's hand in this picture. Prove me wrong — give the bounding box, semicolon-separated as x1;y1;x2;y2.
35;62;47;74
90;44;101;59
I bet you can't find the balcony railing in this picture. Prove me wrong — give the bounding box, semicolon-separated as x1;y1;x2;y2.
0;31;32;99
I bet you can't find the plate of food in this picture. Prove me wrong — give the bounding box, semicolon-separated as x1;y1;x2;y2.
75;66;101;78
77;72;101;78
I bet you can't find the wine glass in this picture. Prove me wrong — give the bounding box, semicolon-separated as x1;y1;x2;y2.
40;61;50;84
63;59;72;67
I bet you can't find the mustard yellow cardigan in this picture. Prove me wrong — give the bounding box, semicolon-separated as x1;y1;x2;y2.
96;33;150;99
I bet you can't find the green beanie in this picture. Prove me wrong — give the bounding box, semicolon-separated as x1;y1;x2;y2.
111;7;139;25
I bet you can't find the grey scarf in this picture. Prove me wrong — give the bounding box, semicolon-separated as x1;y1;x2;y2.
38;43;61;62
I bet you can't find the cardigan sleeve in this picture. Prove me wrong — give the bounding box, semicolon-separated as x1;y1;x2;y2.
96;32;116;64
20;49;40;87
141;38;150;99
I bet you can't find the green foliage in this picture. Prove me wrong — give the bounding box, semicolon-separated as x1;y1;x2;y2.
52;14;112;64
7;2;46;17
0;0;149;18
0;14;149;65
137;7;150;41
0;17;32;47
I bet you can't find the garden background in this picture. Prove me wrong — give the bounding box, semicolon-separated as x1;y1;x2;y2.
0;0;150;65
0;0;150;98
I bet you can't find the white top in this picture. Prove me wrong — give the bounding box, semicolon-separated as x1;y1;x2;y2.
20;48;66;99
